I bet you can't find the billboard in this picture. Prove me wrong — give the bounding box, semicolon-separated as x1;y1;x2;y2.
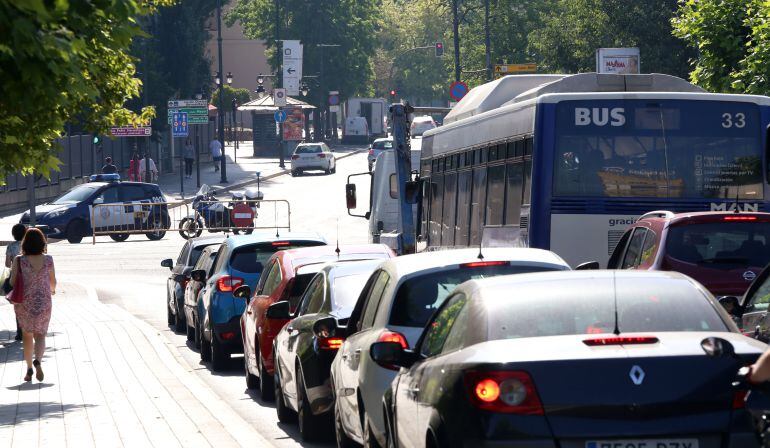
282;108;305;141
596;48;640;74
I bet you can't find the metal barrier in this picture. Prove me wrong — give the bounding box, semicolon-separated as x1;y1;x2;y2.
90;199;291;243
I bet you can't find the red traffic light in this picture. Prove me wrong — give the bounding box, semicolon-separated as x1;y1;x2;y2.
435;42;444;57
390;90;396;96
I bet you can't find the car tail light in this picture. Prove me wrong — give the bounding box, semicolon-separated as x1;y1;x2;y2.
221;332;236;340
291;155;300;160
378;330;408;349
460;260;508;268
180;278;189;290
318;153;326;158
272;241;291;246
583;336;659;346
464;370;544;414
733;390;748;409
217;275;244;293
724;216;758;221
317;336;344;350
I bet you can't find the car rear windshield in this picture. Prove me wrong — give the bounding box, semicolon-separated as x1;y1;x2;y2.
485;276;728;341
296;145;322;154
331;273;371;317
389;264;562;327
372;140;393;150
229;241;325;273
666;220;770;268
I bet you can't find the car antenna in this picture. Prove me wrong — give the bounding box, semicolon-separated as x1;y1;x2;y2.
612;271;621;336
476;205;484;260
274;203;280;238
335;219;341;258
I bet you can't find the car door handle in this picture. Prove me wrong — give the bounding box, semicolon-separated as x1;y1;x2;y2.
287;326;296;333
247;310;252;315
407;387;420;397
341;353;349;360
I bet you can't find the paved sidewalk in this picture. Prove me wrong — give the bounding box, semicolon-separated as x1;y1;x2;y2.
0;283;271;448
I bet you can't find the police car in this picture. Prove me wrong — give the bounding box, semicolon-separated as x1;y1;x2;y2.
20;174;170;243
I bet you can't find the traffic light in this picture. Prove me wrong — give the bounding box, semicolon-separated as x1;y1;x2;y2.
92;135;101;146
435;42;444;57
390;89;397;97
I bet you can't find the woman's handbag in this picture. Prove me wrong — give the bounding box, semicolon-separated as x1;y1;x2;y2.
0;267;11;296
6;259;23;304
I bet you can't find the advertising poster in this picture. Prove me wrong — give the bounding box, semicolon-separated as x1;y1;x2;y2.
596;48;640;74
282;108;305;141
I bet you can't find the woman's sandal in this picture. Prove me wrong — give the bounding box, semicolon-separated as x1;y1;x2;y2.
33;360;43;381
24;368;33;382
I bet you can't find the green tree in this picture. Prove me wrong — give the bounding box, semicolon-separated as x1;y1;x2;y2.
529;0;692;77
672;0;770;94
212;85;252;109
0;0;172;178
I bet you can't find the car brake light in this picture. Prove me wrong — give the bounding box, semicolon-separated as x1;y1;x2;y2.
724;216;758;221
460;261;508;268
368;149;374;155
291;155;300;160
378;331;408;349
318;153;326;158
583;336;659;346
317;336;344;350
220;332;236;340
272;241;291;246
217;275;244;293
733;390;748;409
464;370;544;415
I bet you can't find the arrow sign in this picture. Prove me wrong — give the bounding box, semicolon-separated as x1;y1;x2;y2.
287;68;296;74
274;110;287;123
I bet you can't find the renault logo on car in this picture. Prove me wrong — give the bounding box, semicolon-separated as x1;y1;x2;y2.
629;365;645;385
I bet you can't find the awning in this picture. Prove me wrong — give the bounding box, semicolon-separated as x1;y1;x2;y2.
237;94;316;113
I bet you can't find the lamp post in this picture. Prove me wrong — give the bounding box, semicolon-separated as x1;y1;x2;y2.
215;0;228;183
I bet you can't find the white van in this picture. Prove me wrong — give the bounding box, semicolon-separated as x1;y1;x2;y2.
343;98;387;141
368;149;421;245
409;115;437;137
341;116;370;144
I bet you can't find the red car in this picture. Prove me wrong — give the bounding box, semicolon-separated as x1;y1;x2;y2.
608;210;770;296
239;244;395;399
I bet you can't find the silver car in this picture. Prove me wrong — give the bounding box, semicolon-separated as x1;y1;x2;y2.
290;143;336;176
367;138;393;171
329;247;571;447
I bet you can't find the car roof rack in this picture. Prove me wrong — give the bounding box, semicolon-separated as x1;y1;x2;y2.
638;210;676;220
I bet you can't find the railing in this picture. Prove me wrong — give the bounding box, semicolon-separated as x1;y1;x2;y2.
90;199;292;244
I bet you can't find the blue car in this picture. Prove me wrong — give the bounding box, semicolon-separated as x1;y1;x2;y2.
20;177;168;243
198;232;326;371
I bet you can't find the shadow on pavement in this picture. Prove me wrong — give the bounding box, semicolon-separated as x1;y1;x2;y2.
0;402;96;426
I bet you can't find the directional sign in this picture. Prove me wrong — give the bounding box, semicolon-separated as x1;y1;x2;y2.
274;110;287;123
282;40;303;96
110;126;151;137
168;99;207;108
449;81;469;101
172;112;189;137
167;107;208;124
274;88;287;107
494;63;537;78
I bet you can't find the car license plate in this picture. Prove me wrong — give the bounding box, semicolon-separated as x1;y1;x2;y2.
586;440;698;448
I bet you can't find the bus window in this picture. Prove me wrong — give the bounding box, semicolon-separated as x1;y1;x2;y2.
430;175;444;245
421;179;430;242
505;161;524;226
442;173;458;246
486;165;506;226
470;167;487;245
523;158;533;205
456;171;472;246
515;140;524;157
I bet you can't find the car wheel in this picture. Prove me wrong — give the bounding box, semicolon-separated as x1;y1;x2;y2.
166;302;174;326
174;300;185;334
210;329;228;371
335;390;357;448
258;354;274;401
274;370;297;423
331;164;336;174
291;170;297;177
66;219;86;244
363;414;381;448
109;233;129;242
325;166;331;175
194;317;202;350
245;356;259;390
186;321;195;342
297;370;325;441
384;405;396;448
200;324;212;362
145;214;167;240
368;162;373;172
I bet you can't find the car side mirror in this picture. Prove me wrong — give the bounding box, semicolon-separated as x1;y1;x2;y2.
346;183;357;210
718;296;743;318
190;269;207;282
370;341;417;370
701;337;736;358
313;316;339;338
575;261;600;270
174;274;188;284
266;300;292;320
233;285;252;300
161;258;173;269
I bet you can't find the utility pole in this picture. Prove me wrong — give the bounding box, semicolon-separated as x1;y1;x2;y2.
452;0;461;82
484;0;491;81
216;0;228;182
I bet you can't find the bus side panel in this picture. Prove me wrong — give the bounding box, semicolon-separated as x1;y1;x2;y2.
762;105;770;197
529;103;554;252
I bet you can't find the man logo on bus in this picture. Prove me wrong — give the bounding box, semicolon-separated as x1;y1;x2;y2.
575;108;626;127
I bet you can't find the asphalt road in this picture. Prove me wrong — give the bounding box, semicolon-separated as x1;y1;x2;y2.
36;150;374;447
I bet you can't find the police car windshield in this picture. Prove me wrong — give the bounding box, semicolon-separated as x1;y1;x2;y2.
52;184;99;204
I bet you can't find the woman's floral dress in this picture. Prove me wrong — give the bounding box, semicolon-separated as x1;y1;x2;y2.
14;255;53;334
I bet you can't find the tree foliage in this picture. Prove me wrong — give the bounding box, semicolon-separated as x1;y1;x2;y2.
212;85;252;110
0;0;172;178
672;0;770;94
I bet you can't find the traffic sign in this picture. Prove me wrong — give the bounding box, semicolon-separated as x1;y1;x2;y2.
274;88;287;107
231;203;255;228
110;126;151;137
494;63;537;78
274;110;287;123
167;107;208;125
168;99;207;108
172;112;189;137
282;40;303;96
328;91;340;106
449;81;469;101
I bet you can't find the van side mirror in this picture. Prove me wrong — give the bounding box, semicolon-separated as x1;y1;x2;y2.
161;258;173;269
266;300;292;320
575;261;600;270
190;269;207;282
346;183;357;209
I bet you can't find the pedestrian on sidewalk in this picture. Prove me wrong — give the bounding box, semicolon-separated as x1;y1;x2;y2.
5;223;26;341
9;228;56;382
184;138;195;179
128;153;141;181
102;157;118;174
139;154;158;183
209;137;222;172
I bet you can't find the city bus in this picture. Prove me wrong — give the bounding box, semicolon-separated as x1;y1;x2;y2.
418;73;770;266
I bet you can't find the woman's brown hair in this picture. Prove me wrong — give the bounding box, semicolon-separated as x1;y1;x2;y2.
21;228;47;255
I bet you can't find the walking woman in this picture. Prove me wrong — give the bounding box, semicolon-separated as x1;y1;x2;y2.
184;138;195;179
9;228;56;382
5;223;26;340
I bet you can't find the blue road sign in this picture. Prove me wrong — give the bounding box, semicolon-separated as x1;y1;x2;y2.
172;111;189;137
449;81;469;101
274;110;287;123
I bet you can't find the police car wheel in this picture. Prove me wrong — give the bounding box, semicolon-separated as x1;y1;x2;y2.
145;215;167;241
109;233;129;242
66;220;86;244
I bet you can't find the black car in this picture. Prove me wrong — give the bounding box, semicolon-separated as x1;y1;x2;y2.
20;178;169;243
185;245;220;346
266;259;383;442
161;235;225;332
372;270;766;448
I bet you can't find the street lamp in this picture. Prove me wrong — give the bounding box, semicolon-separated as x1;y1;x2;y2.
300;82;309;97
226;72;233;85
214;71;221;86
